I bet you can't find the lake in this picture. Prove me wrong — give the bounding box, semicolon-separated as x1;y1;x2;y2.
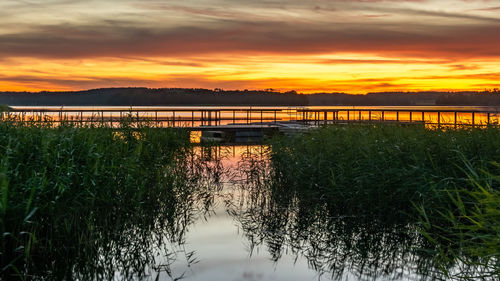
6;105;500;128
1;108;496;280
102;145;446;281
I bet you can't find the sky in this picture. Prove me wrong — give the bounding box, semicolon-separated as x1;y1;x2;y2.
0;0;499;94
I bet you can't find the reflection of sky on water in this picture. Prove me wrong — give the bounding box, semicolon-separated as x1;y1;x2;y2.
174;203;327;281
7;106;500;128
163;146;329;281
155;145;425;281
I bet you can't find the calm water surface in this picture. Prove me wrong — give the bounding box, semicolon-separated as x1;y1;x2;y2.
10;105;500;127
138;145;439;281
164;146;333;281
2;109;492;280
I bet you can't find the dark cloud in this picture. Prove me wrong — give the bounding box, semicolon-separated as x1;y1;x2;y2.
1;20;500;60
469;6;500;12
0;74;152;89
0;72;300;91
317;58;450;64
384;7;500;22
426;72;500;80
448;64;480;71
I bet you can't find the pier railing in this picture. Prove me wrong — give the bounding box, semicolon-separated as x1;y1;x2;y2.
1;107;500;129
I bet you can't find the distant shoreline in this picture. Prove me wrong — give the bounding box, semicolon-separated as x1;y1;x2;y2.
1;87;500;106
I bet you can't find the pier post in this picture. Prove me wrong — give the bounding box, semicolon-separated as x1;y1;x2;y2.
40;108;500;130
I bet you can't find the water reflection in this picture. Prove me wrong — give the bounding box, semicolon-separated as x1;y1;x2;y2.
9;147;223;281
226;147;443;281
5;106;500;128
6;145;489;280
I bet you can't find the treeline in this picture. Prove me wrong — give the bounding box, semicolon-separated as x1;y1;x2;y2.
0;88;307;106
308;91;500;106
1;87;500;106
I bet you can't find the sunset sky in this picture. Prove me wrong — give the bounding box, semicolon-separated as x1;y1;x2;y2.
0;0;499;93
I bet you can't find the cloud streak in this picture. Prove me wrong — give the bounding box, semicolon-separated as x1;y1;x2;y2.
1;20;499;60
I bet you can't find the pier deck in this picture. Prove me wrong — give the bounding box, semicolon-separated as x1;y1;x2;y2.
2;107;500;129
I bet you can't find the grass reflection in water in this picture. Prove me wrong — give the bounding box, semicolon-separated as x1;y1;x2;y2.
1;122;499;280
228;125;499;281
228;145;436;281
0;121;223;280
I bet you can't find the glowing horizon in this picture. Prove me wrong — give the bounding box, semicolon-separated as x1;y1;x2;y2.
1;0;499;94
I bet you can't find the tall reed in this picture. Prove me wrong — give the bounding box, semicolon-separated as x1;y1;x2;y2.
0;120;218;280
228;143;443;280
417;161;500;280
265;124;500;279
269;124;500;218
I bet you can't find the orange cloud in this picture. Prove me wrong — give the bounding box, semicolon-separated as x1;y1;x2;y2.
0;0;499;93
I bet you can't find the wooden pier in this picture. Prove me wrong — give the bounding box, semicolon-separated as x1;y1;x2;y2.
2;107;500;129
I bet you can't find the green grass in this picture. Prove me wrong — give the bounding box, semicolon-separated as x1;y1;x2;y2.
2;121;499;280
0;104;11;112
269;124;500;217
418;162;500;280
0;120;214;280
265;124;500;279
